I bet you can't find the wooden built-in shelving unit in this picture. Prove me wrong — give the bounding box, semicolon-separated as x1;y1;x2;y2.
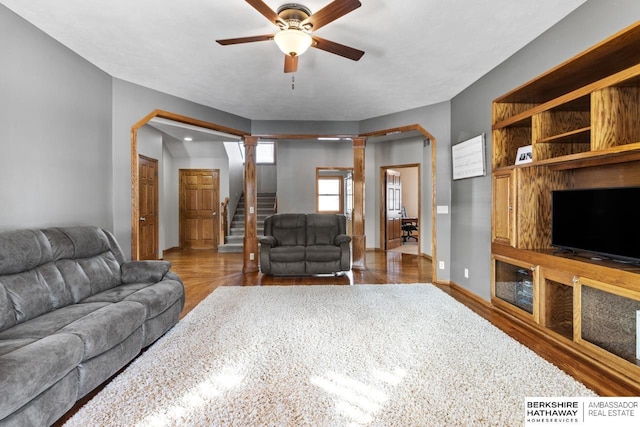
490;21;640;393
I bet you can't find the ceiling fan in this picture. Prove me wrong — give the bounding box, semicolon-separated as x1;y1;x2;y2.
216;0;365;73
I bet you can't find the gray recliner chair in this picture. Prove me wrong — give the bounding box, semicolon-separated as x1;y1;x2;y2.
259;213;351;275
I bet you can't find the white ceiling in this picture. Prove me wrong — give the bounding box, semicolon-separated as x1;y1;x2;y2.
2;0;587;121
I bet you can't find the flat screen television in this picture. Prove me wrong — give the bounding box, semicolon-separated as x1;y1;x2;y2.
551;186;640;264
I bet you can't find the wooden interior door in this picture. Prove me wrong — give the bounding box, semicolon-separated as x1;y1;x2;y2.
138;155;158;260
179;169;219;250
385;169;403;249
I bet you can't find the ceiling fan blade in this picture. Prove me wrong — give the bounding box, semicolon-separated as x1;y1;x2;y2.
216;34;274;45
245;0;284;26
284;55;298;73
311;36;364;61
302;0;361;31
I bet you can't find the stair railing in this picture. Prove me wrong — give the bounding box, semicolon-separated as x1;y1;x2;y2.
220;197;229;246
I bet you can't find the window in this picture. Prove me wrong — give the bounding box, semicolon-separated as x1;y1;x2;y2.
238;141;276;164
317;177;343;213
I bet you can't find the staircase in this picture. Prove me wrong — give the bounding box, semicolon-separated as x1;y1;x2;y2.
218;193;276;253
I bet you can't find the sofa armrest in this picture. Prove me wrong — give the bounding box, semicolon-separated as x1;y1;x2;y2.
334;234;352;245
121;260;172;284
259;236;278;247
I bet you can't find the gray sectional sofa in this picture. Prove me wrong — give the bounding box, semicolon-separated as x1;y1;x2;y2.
0;226;185;427
259;213;351;275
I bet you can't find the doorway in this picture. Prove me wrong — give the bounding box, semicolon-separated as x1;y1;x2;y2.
384;169;403;250
179;169;220;249
138;155;159;260
381;165;420;253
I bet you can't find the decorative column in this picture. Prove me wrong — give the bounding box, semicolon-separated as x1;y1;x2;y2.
352;137;366;270
242;136;259;273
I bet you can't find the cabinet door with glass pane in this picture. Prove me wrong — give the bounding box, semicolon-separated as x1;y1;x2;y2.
575;276;640;378
492;255;538;322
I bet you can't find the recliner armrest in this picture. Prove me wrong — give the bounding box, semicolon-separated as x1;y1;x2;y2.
121;260;172;284
334;234;351;245
259;236;278;247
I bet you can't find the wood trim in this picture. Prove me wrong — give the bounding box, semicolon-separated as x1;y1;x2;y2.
249;133;358;140
360;123;436;141
242;136;259;273
351;137;366;270
132;109;245;136
315;174;344;214
131;127;139;260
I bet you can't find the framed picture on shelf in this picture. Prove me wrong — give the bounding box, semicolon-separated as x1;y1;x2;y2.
515;145;533;165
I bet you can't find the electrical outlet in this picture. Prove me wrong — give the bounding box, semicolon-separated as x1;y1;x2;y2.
439;261;445;270
249;253;255;261
249;206;255;214
464;268;469;279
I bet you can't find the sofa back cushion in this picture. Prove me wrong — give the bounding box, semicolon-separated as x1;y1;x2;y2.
265;214;306;246
0;226;124;332
306;214;346;246
46;227;122;301
0;229;59;331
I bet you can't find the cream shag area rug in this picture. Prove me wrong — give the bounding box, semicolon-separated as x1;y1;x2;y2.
65;284;595;426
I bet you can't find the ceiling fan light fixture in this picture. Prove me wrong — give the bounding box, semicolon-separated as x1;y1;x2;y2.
274;29;312;56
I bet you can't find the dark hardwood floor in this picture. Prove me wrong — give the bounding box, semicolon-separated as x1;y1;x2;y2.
54;248;638;425
168;249;433;317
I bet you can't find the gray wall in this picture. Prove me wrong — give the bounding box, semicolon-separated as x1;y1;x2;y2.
111;80;251;258
0;6;112;231
449;0;640;300
275;140;354;214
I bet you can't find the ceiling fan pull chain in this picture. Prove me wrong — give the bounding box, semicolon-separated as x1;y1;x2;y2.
292;75;295;90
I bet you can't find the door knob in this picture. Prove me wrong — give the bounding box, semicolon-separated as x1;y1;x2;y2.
212;212;217;216
140;217;146;221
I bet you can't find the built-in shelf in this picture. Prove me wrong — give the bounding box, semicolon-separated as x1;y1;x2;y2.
536;127;591;144
491;21;640;391
492;141;640;172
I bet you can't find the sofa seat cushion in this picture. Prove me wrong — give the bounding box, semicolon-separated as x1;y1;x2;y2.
0;337;39;356
58;301;145;359
269;246;306;263
0;301;145;360
0;302;111;341
83;280;184;319
306;245;341;262
0;333;84;420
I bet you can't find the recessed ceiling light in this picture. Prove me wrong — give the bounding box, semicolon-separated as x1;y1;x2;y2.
184;136;193;141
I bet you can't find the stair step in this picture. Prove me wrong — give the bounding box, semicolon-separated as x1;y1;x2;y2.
224;194;275;246
233;213;272;219
235;209;275;215
229;229;264;236
225;235;244;244
217;243;243;253
232;221;265;228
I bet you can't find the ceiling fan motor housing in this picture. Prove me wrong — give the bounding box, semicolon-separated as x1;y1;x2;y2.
277;3;312;30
